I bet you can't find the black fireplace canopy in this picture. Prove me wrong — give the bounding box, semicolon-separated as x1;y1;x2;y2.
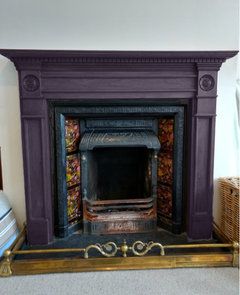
79;130;160;151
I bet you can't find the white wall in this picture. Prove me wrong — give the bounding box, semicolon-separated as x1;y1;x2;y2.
0;0;239;226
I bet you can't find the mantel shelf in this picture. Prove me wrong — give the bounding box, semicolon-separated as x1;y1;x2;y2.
0;49;238;65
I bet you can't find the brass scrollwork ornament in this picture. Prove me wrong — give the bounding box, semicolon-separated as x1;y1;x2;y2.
83;240;165;259
84;242;118;259
131;241;165;256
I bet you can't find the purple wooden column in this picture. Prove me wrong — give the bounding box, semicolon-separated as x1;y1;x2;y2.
18;65;53;245
187;64;219;239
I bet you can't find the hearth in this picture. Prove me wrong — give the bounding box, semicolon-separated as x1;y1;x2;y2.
0;49;237;245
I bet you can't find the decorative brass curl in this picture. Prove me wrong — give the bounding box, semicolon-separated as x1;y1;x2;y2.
84;242;118;259
131;241;165;256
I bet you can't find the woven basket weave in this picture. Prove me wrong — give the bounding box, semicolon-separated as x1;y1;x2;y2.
219;177;239;242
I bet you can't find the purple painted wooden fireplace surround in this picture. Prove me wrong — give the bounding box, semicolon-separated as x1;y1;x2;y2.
0;50;237;245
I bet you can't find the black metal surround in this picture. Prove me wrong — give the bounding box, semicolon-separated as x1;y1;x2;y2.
53;102;185;237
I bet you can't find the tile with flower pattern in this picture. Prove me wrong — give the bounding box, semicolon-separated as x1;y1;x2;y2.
67;186;81;222
65;119;80;153
157;118;174;219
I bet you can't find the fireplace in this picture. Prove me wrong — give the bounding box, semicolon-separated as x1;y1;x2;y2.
0;49;237;245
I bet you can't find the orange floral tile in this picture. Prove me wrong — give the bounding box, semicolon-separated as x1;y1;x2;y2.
67;186;81;222
65;119;80;153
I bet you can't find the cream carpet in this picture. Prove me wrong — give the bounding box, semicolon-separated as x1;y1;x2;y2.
0;268;239;295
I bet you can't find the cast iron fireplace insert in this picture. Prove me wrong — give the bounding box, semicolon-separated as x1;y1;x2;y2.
79;122;160;234
0;50;237;245
54;105;184;238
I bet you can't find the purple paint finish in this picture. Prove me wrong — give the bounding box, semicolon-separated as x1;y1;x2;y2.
0;50;237;245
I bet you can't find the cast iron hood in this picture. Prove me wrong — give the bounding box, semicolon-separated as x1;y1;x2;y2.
79;130;160;151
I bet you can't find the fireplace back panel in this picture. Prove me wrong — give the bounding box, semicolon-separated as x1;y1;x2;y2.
92;147;149;200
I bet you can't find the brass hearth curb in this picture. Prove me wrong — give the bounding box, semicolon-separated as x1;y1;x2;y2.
0;223;239;277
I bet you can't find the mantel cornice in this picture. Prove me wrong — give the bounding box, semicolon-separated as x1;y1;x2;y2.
0;50;238;67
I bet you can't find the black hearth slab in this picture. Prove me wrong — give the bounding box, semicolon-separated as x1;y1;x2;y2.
14;229;229;261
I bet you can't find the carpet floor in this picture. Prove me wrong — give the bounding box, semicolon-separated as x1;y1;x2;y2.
0;268;238;295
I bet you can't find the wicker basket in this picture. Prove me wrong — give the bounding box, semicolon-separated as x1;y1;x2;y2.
219;177;239;242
